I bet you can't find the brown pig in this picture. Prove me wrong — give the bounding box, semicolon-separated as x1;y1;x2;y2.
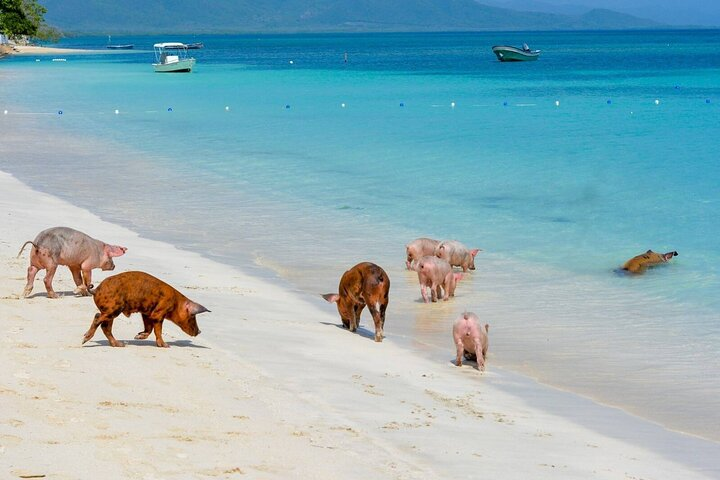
82;271;209;348
415;255;462;303
434;240;481;272
322;262;390;342
622;250;678;274
406;237;440;269
452;312;489;371
18;226;127;298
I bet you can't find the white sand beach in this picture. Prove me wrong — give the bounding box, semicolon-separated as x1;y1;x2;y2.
4;45;140;56
0;168;718;479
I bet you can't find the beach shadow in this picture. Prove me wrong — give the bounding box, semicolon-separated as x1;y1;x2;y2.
82;339;210;349
25;290;90;299
319;321;377;341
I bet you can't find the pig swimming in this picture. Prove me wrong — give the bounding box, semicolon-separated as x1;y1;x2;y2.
322;262;390;342
82;271;209;348
415;256;462;303
434;240;480;272
622;250;678;274
18;226;127;298
452;312;489;371
406;237;440;269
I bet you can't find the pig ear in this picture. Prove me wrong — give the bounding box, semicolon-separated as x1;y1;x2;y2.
322;293;340;303
104;244;127;257
186;301;210;315
470;249;480;257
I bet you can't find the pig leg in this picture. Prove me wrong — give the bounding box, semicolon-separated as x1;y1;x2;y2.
69;266;89;296
82;268;94;294
43;263;59;299
430;283;439;302
474;339;485;371
23;264;39;297
455;337;465;367
82;312;124;347
101;317;125;347
349;304;362;332
367;303;384;342
421;285;430;303
153;320;169;348
134;314;153;340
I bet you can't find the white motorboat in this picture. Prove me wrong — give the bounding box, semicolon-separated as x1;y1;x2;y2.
153;42;195;73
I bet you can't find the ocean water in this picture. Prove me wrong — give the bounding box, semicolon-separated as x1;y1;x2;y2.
1;30;719;442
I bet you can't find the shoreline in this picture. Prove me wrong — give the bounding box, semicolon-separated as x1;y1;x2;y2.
0;44;142;57
1;169;719;478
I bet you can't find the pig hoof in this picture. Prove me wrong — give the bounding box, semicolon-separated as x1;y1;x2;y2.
22;288;32;298
134;332;150;340
455;360;462;367
47;291;59;299
81;333;93;344
110;341;126;348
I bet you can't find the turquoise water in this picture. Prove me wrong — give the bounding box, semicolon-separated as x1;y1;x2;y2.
1;30;719;441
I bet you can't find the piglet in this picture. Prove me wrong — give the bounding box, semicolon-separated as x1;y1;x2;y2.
452;312;489;371
82;271;209;348
435;240;481;272
622;250;678;274
18;226;127;298
415;255;462;303
406;237;440;269
322;262;390;342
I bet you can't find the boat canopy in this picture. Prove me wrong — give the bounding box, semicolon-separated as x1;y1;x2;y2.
153;42;186;49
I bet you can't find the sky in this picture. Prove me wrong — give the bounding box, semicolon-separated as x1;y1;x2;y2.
482;0;720;26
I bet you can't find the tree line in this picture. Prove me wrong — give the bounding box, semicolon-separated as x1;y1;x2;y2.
1;0;61;42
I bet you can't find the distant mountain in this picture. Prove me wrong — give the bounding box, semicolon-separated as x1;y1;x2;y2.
41;0;660;34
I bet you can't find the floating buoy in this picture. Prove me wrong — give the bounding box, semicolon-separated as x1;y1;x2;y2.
399;102;404;107
555;100;560;107
341;103;346;108
3;110;7;115
674;85;680;89
289;60;294;65
35;59;40;62
503;101;508;106
58;110;63;115
285;104;290;109
607;99;612;105
114;109;119;115
655;99;660;105
225;106;230;111
451;101;456;108
167;107;173;112
706;99;711;104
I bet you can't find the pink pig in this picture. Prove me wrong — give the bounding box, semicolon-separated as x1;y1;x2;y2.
435;240;480;272
415;255;462;303
405;237;440;269
17;226;127;298
452;312;489;371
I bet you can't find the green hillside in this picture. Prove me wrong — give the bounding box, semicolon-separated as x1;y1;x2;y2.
40;0;659;34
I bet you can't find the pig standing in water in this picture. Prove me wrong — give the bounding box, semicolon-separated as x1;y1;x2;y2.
435;240;480;272
406;237;440;269
622;250;678;274
415;256;462;303
17;226;127;298
82;271;209;348
452;312;489;371
322;262;390;342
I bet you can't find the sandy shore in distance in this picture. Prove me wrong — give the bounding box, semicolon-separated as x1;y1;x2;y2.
0;169;718;479
6;45;139;56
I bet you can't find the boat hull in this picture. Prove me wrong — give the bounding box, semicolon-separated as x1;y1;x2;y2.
492;46;540;62
153;58;195;73
107;44;134;50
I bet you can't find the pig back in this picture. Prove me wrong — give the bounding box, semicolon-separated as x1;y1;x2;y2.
34;226;103;265
94;271;185;316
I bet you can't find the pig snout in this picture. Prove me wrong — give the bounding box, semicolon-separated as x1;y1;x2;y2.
101;257;116;271
181;317;201;336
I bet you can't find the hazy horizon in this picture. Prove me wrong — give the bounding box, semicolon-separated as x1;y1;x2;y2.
481;0;720;26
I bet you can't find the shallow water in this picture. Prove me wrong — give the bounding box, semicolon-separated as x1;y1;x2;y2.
1;30;719;441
